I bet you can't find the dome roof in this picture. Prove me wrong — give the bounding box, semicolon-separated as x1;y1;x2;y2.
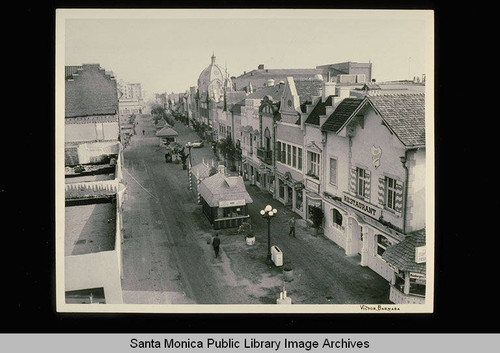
197;54;225;101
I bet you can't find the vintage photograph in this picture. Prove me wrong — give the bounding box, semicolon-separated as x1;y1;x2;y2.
55;9;434;313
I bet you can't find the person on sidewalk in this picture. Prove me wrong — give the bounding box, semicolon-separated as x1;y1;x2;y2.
142;129;145;135
288;217;296;237
212;233;221;258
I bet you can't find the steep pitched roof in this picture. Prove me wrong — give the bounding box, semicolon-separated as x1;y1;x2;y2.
155;127;178;137
382;229;426;274
294;79;323;105
304;96;334;125
321;98;363;132
367;93;425;147
198;173;253;207
65;64;118;118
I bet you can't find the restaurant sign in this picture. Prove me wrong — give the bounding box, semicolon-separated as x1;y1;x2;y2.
342;192;381;219
219;199;246;208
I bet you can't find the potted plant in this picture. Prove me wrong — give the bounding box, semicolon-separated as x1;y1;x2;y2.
283;263;294;282
238;221;255;245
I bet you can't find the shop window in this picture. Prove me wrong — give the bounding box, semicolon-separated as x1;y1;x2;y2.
292;146;297;168
409;277;426;296
279;179;285;199
394;272;405;293
295;189;303;211
287;145;291;165
223;206;243;218
332;208;343;228
276;142;282;162
376;234;391;257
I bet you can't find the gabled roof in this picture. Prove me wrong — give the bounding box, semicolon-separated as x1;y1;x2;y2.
366;93;425;147
321;98;364;132
65;64;118;118
294;79;323;105
198;173;253;207
382;229;426;274
156;127;178;137
304;96;334;125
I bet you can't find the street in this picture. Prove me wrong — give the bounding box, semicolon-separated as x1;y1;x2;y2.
120;114;391;305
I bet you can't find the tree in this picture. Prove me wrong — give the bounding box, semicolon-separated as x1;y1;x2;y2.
309;206;324;228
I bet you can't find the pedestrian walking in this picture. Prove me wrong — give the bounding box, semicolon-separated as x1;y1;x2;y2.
142;129;145;135
288;216;296;237
212;233;221;258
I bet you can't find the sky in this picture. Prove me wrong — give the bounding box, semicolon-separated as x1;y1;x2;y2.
60;9;433;100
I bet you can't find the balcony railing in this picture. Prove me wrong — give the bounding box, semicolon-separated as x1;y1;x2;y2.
256;147;273;165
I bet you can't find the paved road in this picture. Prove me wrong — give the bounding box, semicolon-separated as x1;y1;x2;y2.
120;114;391;305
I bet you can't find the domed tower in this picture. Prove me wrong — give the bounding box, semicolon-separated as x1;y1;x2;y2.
197;53;225;103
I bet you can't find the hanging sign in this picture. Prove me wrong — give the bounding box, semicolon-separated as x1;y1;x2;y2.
219;199;246;208
415;246;426;264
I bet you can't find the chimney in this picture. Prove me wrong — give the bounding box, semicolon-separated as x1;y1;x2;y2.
258;64;265;70
323;81;336;102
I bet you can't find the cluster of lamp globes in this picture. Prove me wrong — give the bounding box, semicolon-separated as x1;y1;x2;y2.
260;205;277;217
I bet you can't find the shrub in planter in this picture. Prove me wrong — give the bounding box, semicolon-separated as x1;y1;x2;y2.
283;265;294;282
238;221;255;245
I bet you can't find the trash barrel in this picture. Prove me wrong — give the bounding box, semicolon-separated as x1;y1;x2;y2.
271;246;283;267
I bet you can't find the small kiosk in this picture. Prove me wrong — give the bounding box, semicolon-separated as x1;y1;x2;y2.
382;229;426;304
198;169;253;230
156;126;178;146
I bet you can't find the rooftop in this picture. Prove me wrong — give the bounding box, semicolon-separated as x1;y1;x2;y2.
367;93;425;147
382;229;426;274
65;200;116;256
304;95;334;125
198;173;253;207
65;64;118;118
321;98;364;132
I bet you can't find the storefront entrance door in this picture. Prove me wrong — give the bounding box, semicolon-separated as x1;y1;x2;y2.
287;186;293;206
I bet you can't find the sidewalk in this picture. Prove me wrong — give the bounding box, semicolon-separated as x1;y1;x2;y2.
229;184;391;304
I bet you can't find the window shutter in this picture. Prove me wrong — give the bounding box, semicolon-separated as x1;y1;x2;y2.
377;177;385;205
349;167;357;195
364;170;371;201
394;181;404;215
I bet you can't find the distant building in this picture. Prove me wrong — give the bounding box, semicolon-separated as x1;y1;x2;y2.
193;53;233;140
316;61;372;83
65;64;120;146
231;64;320;92
118;80;145;116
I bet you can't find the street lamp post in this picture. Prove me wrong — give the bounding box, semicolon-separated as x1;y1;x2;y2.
260;205;277;263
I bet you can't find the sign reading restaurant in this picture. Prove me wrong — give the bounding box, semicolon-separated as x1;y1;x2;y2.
342;192;381;219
